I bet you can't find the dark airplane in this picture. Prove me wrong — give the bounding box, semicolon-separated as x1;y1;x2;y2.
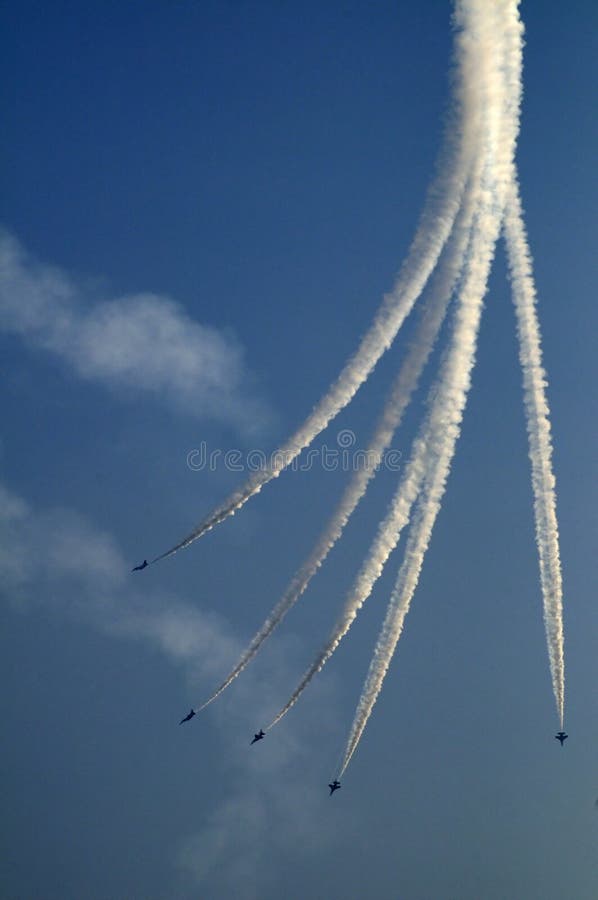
132;560;148;572
179;709;196;725
555;731;568;746
328;780;341;796
250;729;265;745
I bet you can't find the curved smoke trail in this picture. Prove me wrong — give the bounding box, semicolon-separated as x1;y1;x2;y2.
491;0;564;733
339;185;503;776
151;2;491;564
196;185;479;713
267;187;483;733
266;0;513;732
503;180;565;727
266;195;481;731
338;0;527;776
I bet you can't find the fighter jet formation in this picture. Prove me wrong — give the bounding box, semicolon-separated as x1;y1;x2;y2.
141;1;569;792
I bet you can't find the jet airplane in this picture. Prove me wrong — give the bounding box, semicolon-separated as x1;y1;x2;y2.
328;780;341;796
250;729;265;745
179;709;196;725
132;560;148;572
555;731;568;746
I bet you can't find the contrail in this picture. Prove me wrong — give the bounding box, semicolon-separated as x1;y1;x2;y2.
503;179;565;727
151;1;493;564
480;4;565;727
338;196;501;775
337;1;526;775
267;0;518;734
266;182;485;733
196;182;480;713
168;2;563;769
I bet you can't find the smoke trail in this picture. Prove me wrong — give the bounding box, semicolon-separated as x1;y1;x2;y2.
196;185;479;713
151;1;492;564
338;178;509;777
265;202;483;731
338;1;526;775
503;180;565;727
265;0;512;733
338;231;494;775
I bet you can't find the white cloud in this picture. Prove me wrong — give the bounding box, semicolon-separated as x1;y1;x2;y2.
176;767;350;900
0;481;355;896
0;230;270;433
0;480;237;678
174;663;352;900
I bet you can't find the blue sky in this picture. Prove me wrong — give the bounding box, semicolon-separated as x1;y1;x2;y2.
1;2;597;898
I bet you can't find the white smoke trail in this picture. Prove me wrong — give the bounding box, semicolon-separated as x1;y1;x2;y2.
196;186;479;713
338;242;493;775
152;1;492;564
267;189;484;733
267;0;517;734
338;0;526;775
503;180;565;727
338;182;507;778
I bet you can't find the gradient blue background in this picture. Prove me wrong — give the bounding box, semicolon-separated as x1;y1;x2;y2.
2;2;597;898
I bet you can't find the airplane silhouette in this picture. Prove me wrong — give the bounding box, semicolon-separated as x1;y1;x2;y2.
179;709;196;725
132;560;148;572
250;729;265;745
555;731;568;746
328;780;341;796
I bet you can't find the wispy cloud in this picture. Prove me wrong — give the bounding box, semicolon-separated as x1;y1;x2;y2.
0;230;270;433
177;772;347;900
0;480;237;679
175;655;353;900
0;481;354;896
